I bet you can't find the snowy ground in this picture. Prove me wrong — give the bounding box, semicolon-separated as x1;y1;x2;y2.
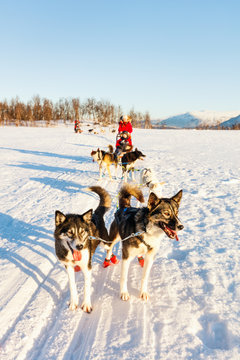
0;125;240;360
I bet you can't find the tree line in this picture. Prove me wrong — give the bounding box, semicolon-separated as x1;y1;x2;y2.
0;96;152;128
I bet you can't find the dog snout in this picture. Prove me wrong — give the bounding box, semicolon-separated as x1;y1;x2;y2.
177;224;184;231
76;244;84;250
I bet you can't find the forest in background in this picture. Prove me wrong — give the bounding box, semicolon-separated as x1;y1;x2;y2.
0;96;152;128
1;96;239;130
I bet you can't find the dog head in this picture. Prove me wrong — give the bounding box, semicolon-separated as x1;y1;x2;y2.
91;148;102;162
147;190;183;240
134;148;146;160
91;149;97;162
55;210;93;251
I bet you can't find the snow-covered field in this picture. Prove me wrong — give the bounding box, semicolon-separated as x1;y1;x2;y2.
0;125;240;360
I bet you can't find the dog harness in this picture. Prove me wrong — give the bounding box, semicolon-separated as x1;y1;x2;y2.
115;208;152;250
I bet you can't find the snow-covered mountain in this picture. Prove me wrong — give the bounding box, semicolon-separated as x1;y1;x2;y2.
219;114;240;128
154;111;240;129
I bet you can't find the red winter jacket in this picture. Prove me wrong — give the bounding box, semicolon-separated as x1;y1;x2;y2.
116;121;133;147
118;121;132;134
116;137;132;147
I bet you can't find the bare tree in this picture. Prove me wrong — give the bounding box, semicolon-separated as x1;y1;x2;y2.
144;111;152;129
72;98;80;122
32;95;42;122
43;99;53;126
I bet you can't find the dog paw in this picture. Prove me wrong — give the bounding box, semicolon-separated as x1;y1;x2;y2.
111;254;119;264
138;256;144;267
140;292;150;301
81;302;93;313
103;258;112;268
69;302;78;311
121;292;130;301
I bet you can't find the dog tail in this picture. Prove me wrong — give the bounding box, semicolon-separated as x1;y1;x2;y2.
108;144;114;153
88;186;111;217
118;184;144;208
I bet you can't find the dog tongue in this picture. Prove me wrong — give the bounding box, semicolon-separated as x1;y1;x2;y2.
166;226;179;241
73;250;82;261
171;229;179;241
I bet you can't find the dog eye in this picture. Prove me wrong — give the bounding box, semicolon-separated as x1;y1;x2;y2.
163;211;171;217
78;228;87;237
67;230;74;237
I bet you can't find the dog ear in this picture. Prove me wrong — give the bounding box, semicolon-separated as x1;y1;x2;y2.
171;190;183;206
147;192;160;210
55;211;66;226
82;209;93;224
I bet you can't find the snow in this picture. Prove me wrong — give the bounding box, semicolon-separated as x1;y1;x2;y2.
156;110;240;128
0;125;240;360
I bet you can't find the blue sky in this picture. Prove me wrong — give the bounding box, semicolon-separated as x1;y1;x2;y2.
0;0;239;119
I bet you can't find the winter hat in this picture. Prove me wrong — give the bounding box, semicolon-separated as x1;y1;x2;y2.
120;115;130;122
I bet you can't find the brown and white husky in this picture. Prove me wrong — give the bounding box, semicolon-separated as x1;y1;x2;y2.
91;145;118;180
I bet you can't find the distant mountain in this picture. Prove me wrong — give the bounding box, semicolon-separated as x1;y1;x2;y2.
154;111;240;129
218;114;240;128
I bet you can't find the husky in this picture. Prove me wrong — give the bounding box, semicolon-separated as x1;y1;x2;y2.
140;167;165;198
121;148;146;182
54;186;112;313
105;184;183;301
91;145;118;180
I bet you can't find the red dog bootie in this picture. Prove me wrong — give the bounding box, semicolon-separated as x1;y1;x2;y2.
138;256;144;267
110;254;119;264
103;258;112;268
74;265;81;272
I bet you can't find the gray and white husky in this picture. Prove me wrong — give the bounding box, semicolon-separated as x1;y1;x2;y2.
140;167;165;198
105;184;183;301
54;186;111;313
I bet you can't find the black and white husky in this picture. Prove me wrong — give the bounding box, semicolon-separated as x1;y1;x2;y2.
105;184;183;301
121;148;145;182
140;167;165;198
54;186;111;313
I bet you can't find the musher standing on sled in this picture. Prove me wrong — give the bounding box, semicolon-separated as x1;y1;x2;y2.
115;115;133;156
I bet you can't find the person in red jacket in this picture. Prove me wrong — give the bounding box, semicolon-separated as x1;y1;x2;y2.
116;115;132;147
118;115;132;142
115;115;133;156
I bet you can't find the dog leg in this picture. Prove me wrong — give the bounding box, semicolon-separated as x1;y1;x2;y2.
66;265;78;310
103;221;120;268
81;266;92;313
114;164;118;179
106;164;112;180
120;257;133;300
131;168;135;182
99;165;103;179
139;251;155;301
105;237;119;259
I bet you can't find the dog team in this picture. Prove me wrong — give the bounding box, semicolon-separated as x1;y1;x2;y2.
54;116;184;313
